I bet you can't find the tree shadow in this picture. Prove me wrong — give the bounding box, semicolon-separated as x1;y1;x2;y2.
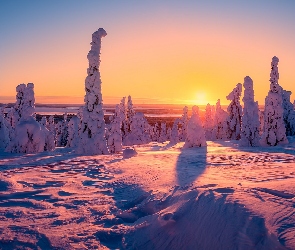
175;146;207;188
213;137;295;157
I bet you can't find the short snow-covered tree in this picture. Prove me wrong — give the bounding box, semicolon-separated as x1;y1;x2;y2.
213;99;228;140
158;122;168;143
124;112;151;145
0;107;9;150
184;106;207;148
77;28;109;155
282;89;295;136
6;83;47;153
108;105;123;153
239;76;260;147
226;83;242;140
67;116;79;148
170;118;180;144
56;113;68;147
204;103;215;140
260;56;288;146
179;106;189;141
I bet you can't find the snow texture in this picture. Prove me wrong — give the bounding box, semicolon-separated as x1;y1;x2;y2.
226;83;242;140
239;76;260;147
260;57;288;146
77;28;109;155
183;106;207;148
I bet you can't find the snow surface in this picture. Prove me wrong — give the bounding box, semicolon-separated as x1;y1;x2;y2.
1;139;295;249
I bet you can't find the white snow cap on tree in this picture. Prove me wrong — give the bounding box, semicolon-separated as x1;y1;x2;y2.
77;28;109;155
184;106;207;148
239;76;260;147
260;56;288;146
6;83;47;153
108;105;123;153
226;83;242;140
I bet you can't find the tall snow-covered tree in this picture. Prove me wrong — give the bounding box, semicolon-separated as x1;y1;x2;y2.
56;113;68;147
184;106;207;148
77;28;109;155
260;56;288;146
226;83;242;140
158;122;168;143
108;105;123;153
67;116;79;148
239;76;260;147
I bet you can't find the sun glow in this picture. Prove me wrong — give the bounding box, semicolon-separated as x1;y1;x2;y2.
194;92;208;105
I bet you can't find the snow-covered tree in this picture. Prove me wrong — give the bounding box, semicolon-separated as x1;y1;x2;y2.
226;83;242;140
179;106;189;141
213;99;228;140
66;116;79;148
204;104;215;140
108;105;123;153
282;89;295;136
124;112;151;146
158;122;168;142
77;28;109;155
56;113;68;147
0;107;9;150
260;56;288;146
170;119;180;144
6;83;47;153
39;116;47;127
239;76;260;147
184;106;207;148
152;122;161;142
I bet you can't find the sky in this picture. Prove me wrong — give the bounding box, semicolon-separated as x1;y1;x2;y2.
0;0;295;105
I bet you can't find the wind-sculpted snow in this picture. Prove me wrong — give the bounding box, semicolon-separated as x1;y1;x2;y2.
0;140;295;249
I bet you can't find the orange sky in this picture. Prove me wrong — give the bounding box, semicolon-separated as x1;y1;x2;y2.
1;1;295;105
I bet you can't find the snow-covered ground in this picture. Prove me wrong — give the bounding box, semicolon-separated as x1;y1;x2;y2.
0;139;295;249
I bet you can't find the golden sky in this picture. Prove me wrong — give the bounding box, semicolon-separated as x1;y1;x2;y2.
1;1;295;105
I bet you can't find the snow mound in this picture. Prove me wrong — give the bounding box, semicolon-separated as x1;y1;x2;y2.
123;147;138;158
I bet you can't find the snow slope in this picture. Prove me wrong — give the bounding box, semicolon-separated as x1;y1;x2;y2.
0;139;295;249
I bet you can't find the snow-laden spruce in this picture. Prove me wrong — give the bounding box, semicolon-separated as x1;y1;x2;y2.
6;83;48;153
184;106;207;148
204;104;215;140
282;89;295;136
213;99;228;140
0;107;9;150
56;113;68;147
260;56;288;146
77;28;109;155
158;122;168;143
108;105;123;153
179;106;189;141
124;112;151;146
67;116;79;148
226;83;242;140
239;76;260;147
170;118;180;144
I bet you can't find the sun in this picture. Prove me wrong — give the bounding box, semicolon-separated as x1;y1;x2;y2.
195;91;208;105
